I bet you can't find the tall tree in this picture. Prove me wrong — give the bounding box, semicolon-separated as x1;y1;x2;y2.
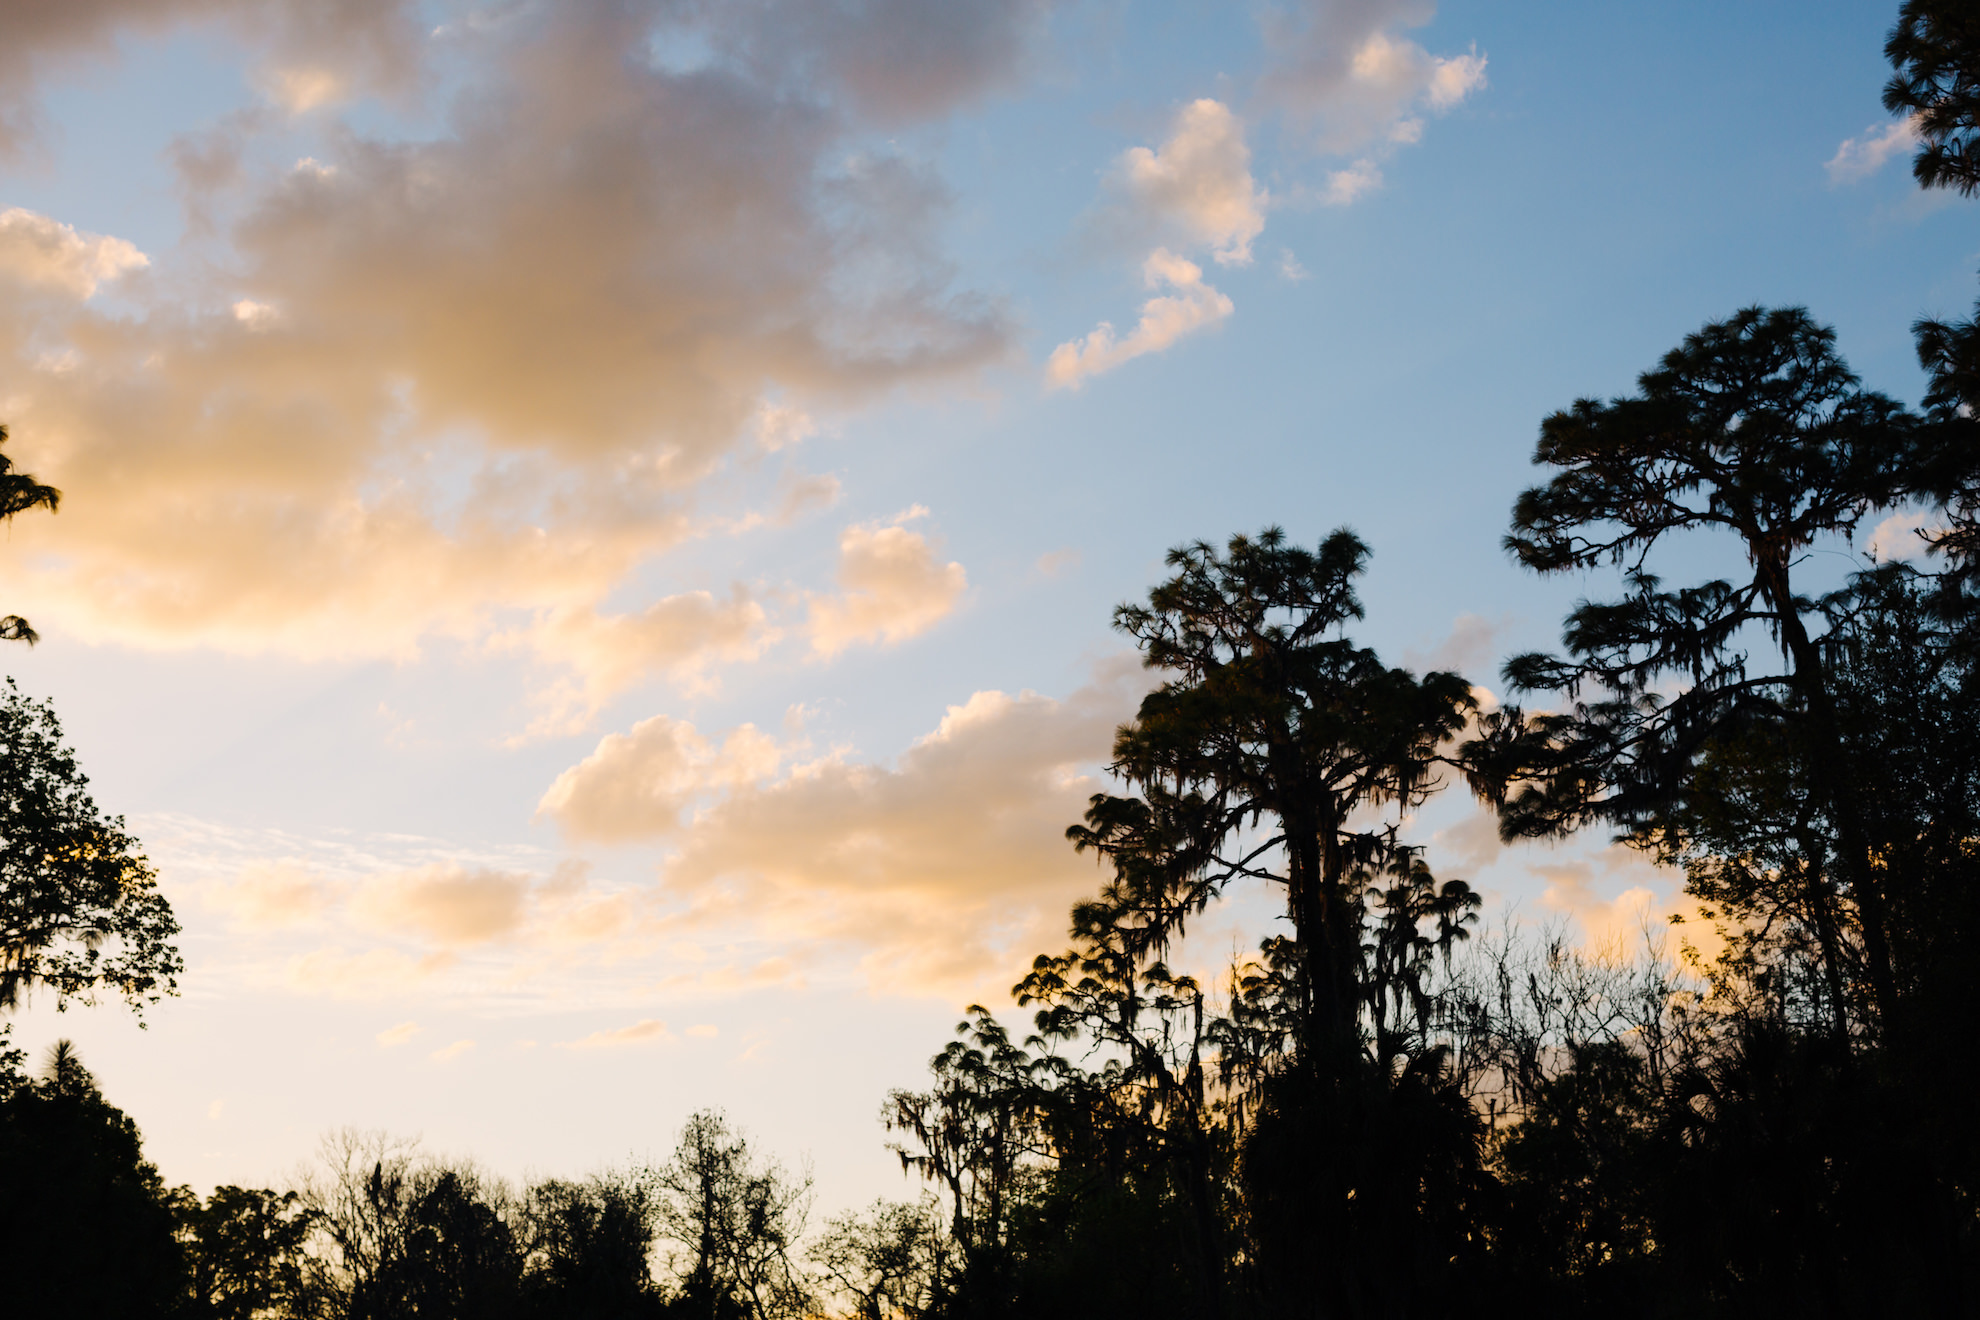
0;679;182;1017
1068;527;1476;1062
1041;528;1487;1316
1481;306;1922;1024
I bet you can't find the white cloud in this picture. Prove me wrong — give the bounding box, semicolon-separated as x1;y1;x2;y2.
231;297;280;329
1116;99;1268;266
142;814;657;998
1046;248;1233;388
261;65;347;113
1401;611;1507;678
1866;508;1939;562
431;1038;475;1063
1427;46;1488;110
1321;159;1384;206
1827;116;1920;185
807;512;968;657
376;1021;419;1047
0;208;149;299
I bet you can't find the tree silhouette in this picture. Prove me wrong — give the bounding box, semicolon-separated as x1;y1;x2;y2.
1069;527;1476;1064
1479;307;1922;1023
0;423;59;645
520;1175;667;1319
176;1185;318;1319
808;1198;952;1320
1885;0;1980;196
885;1011;1040;1304
1880;2;1980;610
654;1110;812;1320
0;679;182;1016
0;1040;187;1318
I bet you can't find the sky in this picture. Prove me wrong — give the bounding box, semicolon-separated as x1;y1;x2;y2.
0;0;1966;1213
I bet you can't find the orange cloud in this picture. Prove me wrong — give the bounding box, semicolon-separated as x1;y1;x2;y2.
0;2;1010;718
560;1018;671;1049
540;663;1145;998
1116;99;1267;266
806;512;969;657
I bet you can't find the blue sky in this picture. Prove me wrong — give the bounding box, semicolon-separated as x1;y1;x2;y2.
0;0;1964;1211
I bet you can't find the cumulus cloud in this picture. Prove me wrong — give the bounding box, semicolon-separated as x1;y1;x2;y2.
539;664;1145;996
0;1;1011;716
1260;1;1486;165
539;716;785;844
0;208;149;298
1827;116;1920;185
807;511;969;656
752;401;821;453
1114;99;1268;266
376;1020;419;1047
1866;508;1939;562
1046;249;1233;388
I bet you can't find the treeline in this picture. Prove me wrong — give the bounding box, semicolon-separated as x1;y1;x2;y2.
6;3;1980;1317
0;1048;838;1318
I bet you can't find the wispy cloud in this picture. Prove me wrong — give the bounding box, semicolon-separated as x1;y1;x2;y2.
1046;249;1233;388
560;1018;672;1049
1827;116;1920;184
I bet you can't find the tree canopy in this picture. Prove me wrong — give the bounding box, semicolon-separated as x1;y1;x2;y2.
0;681;181;1016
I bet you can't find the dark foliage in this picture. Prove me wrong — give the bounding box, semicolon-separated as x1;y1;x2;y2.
0;1042;187;1319
0;679;183;1014
1886;0;1980;196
